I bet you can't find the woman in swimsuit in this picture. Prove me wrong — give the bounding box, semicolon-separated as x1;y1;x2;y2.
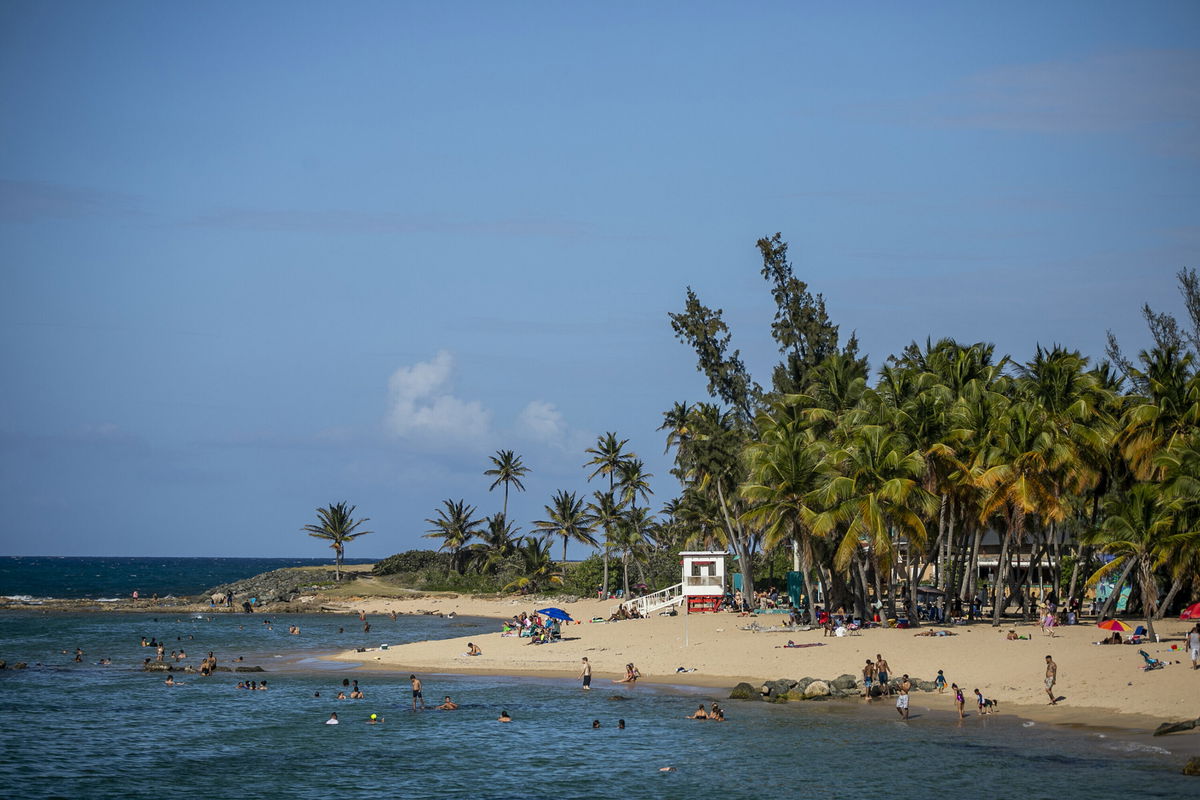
953;683;965;719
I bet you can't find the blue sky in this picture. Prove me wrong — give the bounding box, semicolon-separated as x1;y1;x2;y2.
1;1;1197;557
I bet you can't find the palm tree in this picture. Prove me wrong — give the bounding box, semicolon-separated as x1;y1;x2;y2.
742;407;824;623
1084;484;1177;641
617;458;654;511
533;490;598;563
612;506;652;598
504;536;563;593
301;502;372;581
484;450;530;519
584;432;633;596
976;402;1071;625
587;490;627;591
424;499;484;574
469;513;519;574
810;424;938;621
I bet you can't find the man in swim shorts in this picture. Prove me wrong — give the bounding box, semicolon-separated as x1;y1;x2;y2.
875;654;891;695
862;658;875;699
580;657;592;690
1044;655;1057;705
895;678;910;720
410;674;425;710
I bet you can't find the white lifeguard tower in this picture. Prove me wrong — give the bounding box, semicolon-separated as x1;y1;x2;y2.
621;550;729;616
680;551;728;613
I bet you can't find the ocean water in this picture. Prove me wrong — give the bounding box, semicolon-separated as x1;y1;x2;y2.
0;611;1195;800
0;556;375;599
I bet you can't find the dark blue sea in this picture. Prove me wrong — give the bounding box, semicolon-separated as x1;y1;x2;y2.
0;556;374;599
0;559;1195;799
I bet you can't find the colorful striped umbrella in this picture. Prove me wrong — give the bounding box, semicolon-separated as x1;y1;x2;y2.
1096;618;1132;632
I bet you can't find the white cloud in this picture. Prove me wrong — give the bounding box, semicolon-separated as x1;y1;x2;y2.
385;351;491;441
517;400;568;445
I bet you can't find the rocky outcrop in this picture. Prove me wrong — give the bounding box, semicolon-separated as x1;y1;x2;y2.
730;674;939;703
729;682;759;700
1154;717;1200;737
205;567;356;607
1183;757;1200;777
803;680;831;698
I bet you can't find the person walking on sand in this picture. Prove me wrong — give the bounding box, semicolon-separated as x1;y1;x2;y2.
580;657;592;690
1044;655;1058;705
1188;625;1200;670
410;674;425;710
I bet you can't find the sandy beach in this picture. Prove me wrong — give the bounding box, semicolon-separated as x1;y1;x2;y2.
320;595;1200;736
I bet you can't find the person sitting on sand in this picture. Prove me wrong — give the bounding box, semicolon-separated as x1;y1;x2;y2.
436;696;459;710
613;663;640;684
465;642;482;656
1006;630;1020;640
497;710;512;722
687;704;708;719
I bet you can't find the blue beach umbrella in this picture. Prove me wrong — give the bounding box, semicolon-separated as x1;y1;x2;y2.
536;607;573;622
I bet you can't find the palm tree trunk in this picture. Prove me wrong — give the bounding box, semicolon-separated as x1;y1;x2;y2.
502;483;509;520
1098;558;1136;619
562;535;568;565
991;507;1022;626
622;551;630;599
1140;559;1159;641
799;541;817;625
1157;575;1184;620
335;546;343;581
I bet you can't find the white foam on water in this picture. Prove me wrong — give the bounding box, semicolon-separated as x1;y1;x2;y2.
1104;742;1171;755
1022;721;1035;727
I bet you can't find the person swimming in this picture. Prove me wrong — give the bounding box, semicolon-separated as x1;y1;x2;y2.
436;696;459;710
497;710;512;722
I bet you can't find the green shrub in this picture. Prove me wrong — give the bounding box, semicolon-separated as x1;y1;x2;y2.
373;550;451;576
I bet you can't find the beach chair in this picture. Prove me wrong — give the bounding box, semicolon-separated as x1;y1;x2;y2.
1138;649;1165;670
1128;625;1147;644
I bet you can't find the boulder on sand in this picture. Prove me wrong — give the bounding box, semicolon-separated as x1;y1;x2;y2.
803;680;831;698
729;682;759;700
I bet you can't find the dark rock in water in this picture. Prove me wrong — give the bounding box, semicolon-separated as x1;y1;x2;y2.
1154;717;1200;737
831;674;858;691
868;685;883;698
0;660;6;670
606;695;629;701
213;665;232;672
1182;757;1200;776
235;665;265;672
13;662;27;670
729;682;759;700
143;662;172;671
760;679;792;699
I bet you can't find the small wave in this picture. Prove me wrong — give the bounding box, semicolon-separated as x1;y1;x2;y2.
1104;742;1171;755
1022;721;1035;727
3;595;44;603
95;598;122;603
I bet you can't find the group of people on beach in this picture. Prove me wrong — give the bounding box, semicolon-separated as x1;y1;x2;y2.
501;611;564;642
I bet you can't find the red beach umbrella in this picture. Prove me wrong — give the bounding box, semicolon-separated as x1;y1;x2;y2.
1096;618;1132;632
1180;602;1200;620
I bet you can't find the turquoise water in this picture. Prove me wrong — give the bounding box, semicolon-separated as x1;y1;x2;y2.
0;556;375;599
0;611;1194;799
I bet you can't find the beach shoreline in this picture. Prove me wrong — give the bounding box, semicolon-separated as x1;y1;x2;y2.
313;594;1200;742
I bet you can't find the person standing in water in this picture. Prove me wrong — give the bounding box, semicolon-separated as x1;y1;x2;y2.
580;657;592;690
410;674;425;710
